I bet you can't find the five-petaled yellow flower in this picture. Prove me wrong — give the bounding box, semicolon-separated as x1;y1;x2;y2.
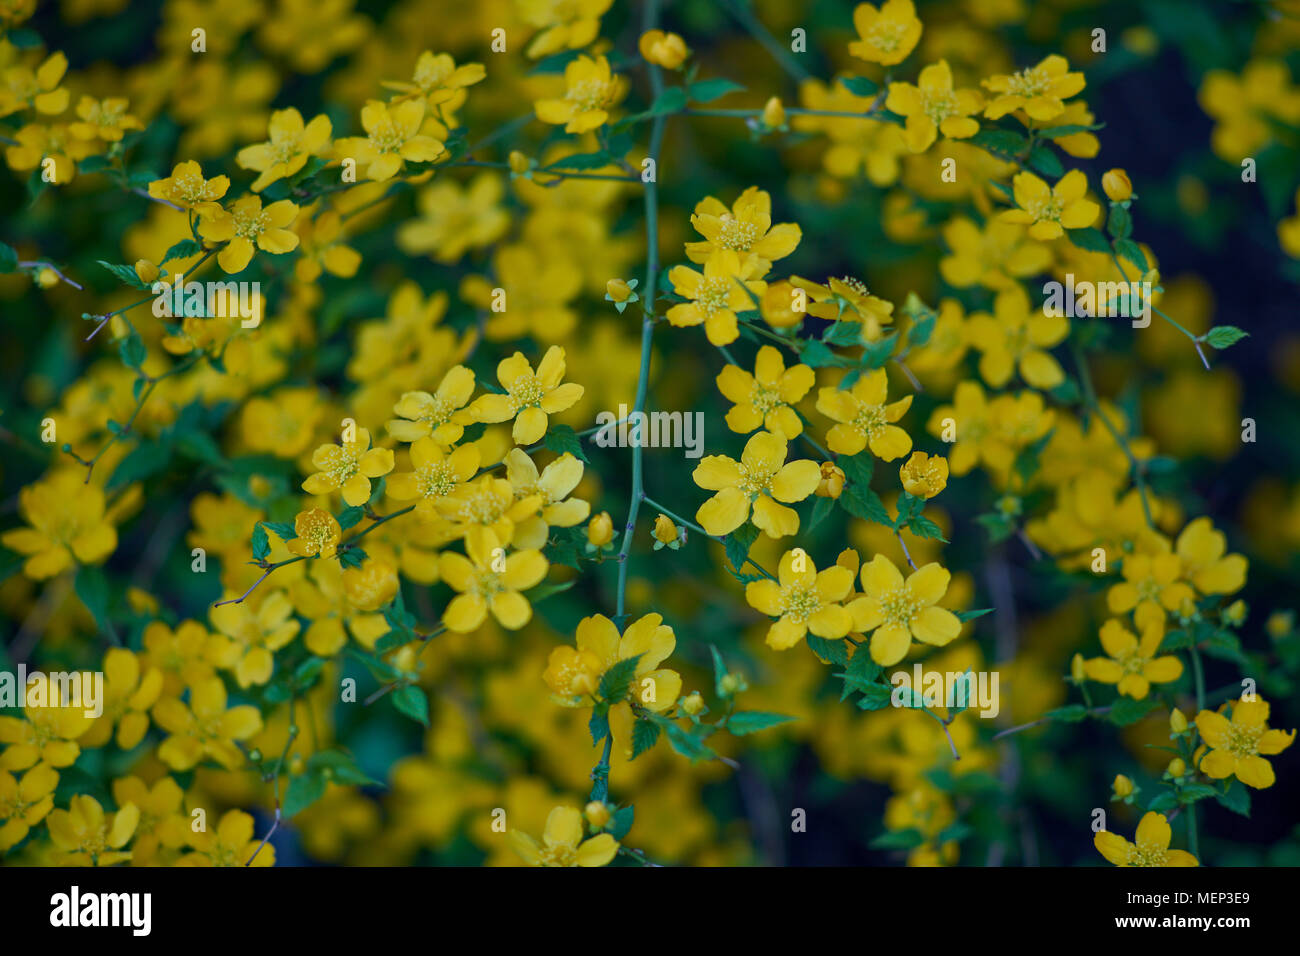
287;508;342;558
1082;618;1182;700
510;805;618;867
966;284;1068;388
886;60;983;152
983;55;1085;122
1195;698;1295;789
302;427;396;507
816;369;914;460
848;0;922;67
386;439;481;518
693;431;822;538
1000;169;1099;241
198;195;301;273
1094;812;1197;867
387;366;477;445
236;107;333;191
899;451;949;499
847;555;961;665
47;795;139;867
685;186;802;274
439;528;548;632
667;249;767;347
746;549;855;650
338;99;444;182
534;54;628;133
716;345;815;439
469;346;584;445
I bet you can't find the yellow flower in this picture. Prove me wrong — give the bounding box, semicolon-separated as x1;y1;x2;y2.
791;275;895;339
1175;517;1247;595
468;346;585;445
1102;168;1132;202
1195;698;1295;789
383;50;486;107
652;513;680;547
1107;552;1195;630
0;763;58;853
294;206;360;281
1082;619;1182;700
846;555;961;665
638;29;690;69
693;431;822;538
746;549;855;649
0;678;94;771
338;99;444;182
885;60;983;152
387;366;477;445
396;173;510;263
667;249;767;346
899;451;949;499
2;468;119;579
436;475;542;545
999;169;1099;241
386;438;480;519
544;613;682;712
1111;774;1134;799
1171;708;1189;733
983;54;1085;123
111;776;188;865
198;195;301;273
180;809;274;866
587;511;614;549
762;96;786;129
1167;757;1186;778
681;692;705;715
4;122;94;183
606;278;633;303
503;449;589;548
0;50;66;116
716;345;815;439
518;0;613;59
939;216;1051;290
815;368;914;460
47;795;138;867
68;96;142;142
684;186;802;273
534;54;628;134
440;529;548;632
208;589;301;688
152;677;263;771
286;508;342;558
1094;812;1198;867
510;806;618;867
848;0;922;67
236;107;333;191
584;800;612;829
78;648;163;751
146;160;230;213
967;284;1068;389
302;427;396;507
816;461;845;499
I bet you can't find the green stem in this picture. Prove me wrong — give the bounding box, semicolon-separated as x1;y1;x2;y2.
641;495;777;581
718;0;811;82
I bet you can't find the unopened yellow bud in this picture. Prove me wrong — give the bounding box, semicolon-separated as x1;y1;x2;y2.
652;513;678;545
606;278;632;303
1112;774;1133;798
719;673;741;696
761;96;786;129
134;259;160;284
584;801;611;829
816;461;845;499
508;150;530;175
1167;757;1186;778
36;267;59;288
587;511;614;548
1223;600;1246;625
1070;653;1086;683
638;30;690;69
1102;168;1132;202
1170;708;1188;733
899;451;949;499
681;691;704;715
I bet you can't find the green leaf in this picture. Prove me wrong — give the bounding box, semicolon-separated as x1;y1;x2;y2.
975;512;1015;544
838;452;873;488
806;634;849;666
6;28;42;49
1026;144;1064;178
839;75;878;98
97;259;151;290
1146;791;1178;813
659;718;715;762
806;494;835;533
840;482;892;526
967;129;1028;159
1113;238;1148;274
956;608;994;623
1200;630;1248;666
598;654;642;703
709;645;728;697
907;514;947;542
724;522;759;575
74;565;115;641
1065;227;1111;253
892;491;924;530
1044;704;1088;723
1214;782;1251;818
647;86;688;116
541;423;590;463
1035;123;1104;139
870;828;924;850
860;333;897;369
589;703;610;744
108;440;173;489
118;328;147;370
823;320;864;346
607;805;635;840
1106;204;1132;240
1108;696;1157;726
251;523;270;561
856;681;893;710
263;521;297;542
308;749;378;786
283;772;326;817
540;151;614;172
630;719;661;759
0;242;18;273
337;506;365;531
338;547;366;569
1203;326;1248;349
688;78;745;103
392;685;429;725
799;339;844;368
726;711;795;735
161;239;202;265
1177;782;1218;804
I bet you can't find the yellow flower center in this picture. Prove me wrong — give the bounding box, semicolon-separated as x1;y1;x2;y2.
922;90;958;124
507;374;545;410
231;205;270;240
714;216;761;251
1224;722;1262;758
319;443;363;483
469;569;505;599
696;276;731;316
299;512;338;552
369;119;408;154
85;100;127;128
457;487;506;526
538;843;578;866
780;584;820;623
868;20;907;52
1006;67;1051;98
736;461;776;498
851;401;887;439
416;461;458;499
414;59;452;90
1024;194;1064;224
171;171;216;204
749;383;782;416
1127;841;1169;867
880;586;922;626
566;78;617;113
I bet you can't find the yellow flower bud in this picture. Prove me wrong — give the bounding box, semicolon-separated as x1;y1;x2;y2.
507;150;530;175
815;461;845;499
134;258;160;284
1266;610;1293;640
1167;757;1186;778
1070;652;1085;683
1223;600;1246;625
1102;168;1132;202
1112;774;1133;798
761;96;786;129
761;280;803;329
1170;708;1188;733
638;30;690;69
681;691;704;715
36;267;59;288
652;513;678;545
899;451;949;499
584;801;611;829
719;673;742;696
606;278;632;303
587;511;614;548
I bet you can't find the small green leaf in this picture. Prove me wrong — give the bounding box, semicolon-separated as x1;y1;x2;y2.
161;239;202;265
1109;696;1157;726
251;523;270;561
839;75;878;98
688;78;745;103
337;506;365;531
1044;704;1088;723
283;772;326;817
1026;144;1064;178
726;711;795;735
648;86;688;116
0;242;18;273
541;423;590;463
630;719;660;759
1113;238;1149;274
598;654;642;703
97;259;151;290
870;828;924;850
1203;326;1248;349
1065;227;1111;254
392;685;429;725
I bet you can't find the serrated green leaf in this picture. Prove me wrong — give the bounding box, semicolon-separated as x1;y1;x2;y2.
541;423;590;463
1065;227;1111;253
598;654;642;703
726;711;795;735
688;78;745;103
631;719;660;760
839;75;878;98
392;685;429;725
283;772;326;817
1203;325;1248;349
